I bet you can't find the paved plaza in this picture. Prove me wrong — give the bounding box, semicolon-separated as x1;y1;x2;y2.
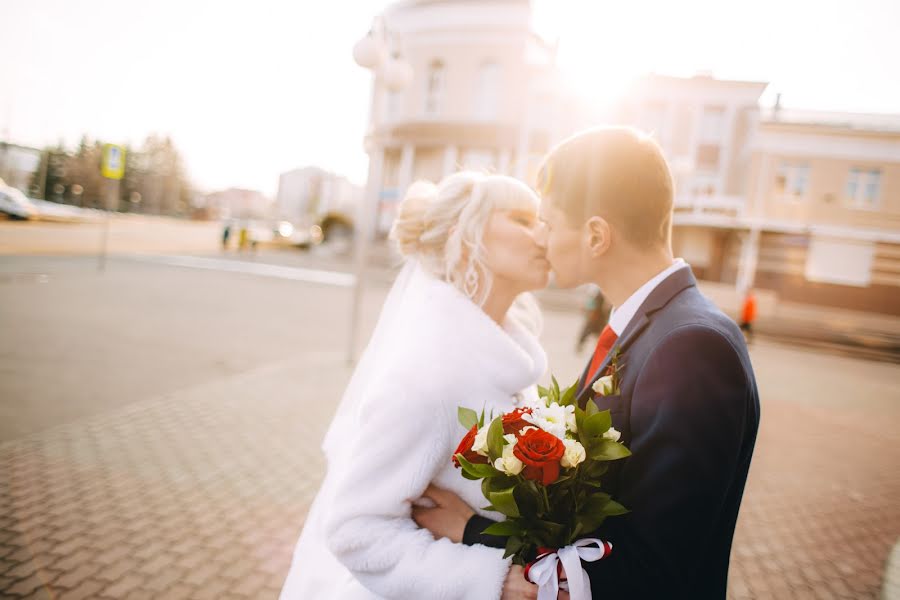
1;247;898;599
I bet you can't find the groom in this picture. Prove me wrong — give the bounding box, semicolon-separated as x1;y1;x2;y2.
414;127;760;598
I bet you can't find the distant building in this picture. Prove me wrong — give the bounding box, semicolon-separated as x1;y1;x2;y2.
0;142;42;196
355;3;900;315
201;188;272;220
361;0;576;234
276;167;361;225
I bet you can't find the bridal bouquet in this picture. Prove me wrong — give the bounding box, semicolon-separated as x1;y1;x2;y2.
452;378;631;599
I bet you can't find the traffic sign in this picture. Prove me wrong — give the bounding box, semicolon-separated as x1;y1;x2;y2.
101;144;125;180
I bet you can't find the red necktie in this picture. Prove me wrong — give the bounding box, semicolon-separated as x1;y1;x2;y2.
585;325;618;388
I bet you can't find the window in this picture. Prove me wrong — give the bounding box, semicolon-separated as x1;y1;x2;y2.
774;162;810;200
696;144;721;171
424;60;445;116
474;61;500;120
845;168;881;209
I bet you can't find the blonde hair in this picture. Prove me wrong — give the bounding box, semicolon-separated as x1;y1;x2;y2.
391;171;539;307
537;126;674;249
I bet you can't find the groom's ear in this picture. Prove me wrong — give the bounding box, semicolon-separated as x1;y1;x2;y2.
585;216;612;257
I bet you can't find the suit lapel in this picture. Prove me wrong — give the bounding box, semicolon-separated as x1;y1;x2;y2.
576;268;699;407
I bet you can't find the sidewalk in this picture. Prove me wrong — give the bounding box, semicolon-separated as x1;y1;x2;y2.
0;351;349;599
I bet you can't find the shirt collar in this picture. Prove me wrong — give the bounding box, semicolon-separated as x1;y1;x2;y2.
608;258;689;336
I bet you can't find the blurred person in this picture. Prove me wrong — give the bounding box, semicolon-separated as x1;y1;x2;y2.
739;290;757;343
280;172;550;600
416;127;760;599
221;221;231;251
238;224;249;252
576;287;612;352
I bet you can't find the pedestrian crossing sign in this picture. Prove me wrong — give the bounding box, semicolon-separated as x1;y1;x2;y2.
101;144;126;180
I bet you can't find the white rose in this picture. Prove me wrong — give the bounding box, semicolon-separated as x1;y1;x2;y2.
494;434;524;475
592;375;615;396
472;426;489;456
603;426;621;442
566;411;578;433
523;401;573;441
560;439;586;468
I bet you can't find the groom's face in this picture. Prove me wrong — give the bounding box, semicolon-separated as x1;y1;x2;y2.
538;197;589;289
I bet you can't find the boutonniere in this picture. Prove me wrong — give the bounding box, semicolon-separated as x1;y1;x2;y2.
592;347;624;397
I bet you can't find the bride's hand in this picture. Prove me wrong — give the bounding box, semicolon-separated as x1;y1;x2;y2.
411;485;474;543
501;565;537;600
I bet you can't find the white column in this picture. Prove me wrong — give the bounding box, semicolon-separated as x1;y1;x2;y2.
515;84;533;181
442;145;459;178
736;226;761;294
717;104;738;196
397;142;415;199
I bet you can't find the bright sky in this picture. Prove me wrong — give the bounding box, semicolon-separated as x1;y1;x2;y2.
2;0;898;196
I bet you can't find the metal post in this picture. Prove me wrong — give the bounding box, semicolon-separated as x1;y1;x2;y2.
99;178;118;272
347;142;383;364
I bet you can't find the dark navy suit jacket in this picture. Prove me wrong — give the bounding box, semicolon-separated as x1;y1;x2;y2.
463;268;760;599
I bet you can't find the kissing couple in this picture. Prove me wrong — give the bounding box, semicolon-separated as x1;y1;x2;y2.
280;126;760;599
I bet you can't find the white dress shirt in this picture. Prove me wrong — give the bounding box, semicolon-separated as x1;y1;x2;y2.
607;258;689;336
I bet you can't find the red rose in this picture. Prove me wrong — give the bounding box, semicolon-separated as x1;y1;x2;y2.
452;424;488;468
502;407;533;436
513;428;565;486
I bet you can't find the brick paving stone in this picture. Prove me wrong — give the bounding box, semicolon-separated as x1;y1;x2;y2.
53;563;102;590
100;573;145;598
161;583;198;600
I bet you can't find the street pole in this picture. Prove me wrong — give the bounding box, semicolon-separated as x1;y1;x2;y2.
99;144;125;273
347;140;383;364
99;178;119;272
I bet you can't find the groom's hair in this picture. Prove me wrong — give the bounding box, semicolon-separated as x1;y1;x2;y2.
537;126;674;249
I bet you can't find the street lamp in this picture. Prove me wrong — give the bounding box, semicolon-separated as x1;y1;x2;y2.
347;16;412;364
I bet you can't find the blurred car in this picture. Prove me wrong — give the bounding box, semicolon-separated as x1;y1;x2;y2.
0;185;39;220
271;220;324;249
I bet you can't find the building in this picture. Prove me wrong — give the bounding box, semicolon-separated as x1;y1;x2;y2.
619;75;900;315
359;0;575;234
201;188;272;220
355;3;900;315
276;167;362;225
741;109;900;315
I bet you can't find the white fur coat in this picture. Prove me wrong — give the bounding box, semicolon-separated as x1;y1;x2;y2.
280;267;547;599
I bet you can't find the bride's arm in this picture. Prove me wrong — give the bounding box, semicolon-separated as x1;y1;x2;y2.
323;387;510;600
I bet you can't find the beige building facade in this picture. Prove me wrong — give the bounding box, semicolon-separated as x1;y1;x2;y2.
357;2;900;315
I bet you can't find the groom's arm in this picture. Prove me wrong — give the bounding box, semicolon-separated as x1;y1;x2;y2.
582;325;752;596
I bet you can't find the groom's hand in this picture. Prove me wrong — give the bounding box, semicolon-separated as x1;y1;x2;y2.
411;485;474;543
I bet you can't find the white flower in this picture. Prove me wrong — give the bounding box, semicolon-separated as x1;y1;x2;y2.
566;411;578;434
592;375;615;396
523;401;573;441
561;439;586;468
603;426;621;442
494;434;524;475
472;426;489;456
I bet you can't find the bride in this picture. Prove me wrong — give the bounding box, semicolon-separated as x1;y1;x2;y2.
280;171;550;599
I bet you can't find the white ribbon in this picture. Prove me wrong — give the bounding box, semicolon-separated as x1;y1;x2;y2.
526;538;612;600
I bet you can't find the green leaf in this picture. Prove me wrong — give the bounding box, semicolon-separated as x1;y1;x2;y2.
559;380;578;407
458;407;478;430
587;439;632;461
585;397;600;417
482;519;525;537
583;411;612;438
487;416;505;462
602;500;629;516
503;535;525;559
537;384;549;400
456;454;502;479
479;405;486;428
489;487;521;518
